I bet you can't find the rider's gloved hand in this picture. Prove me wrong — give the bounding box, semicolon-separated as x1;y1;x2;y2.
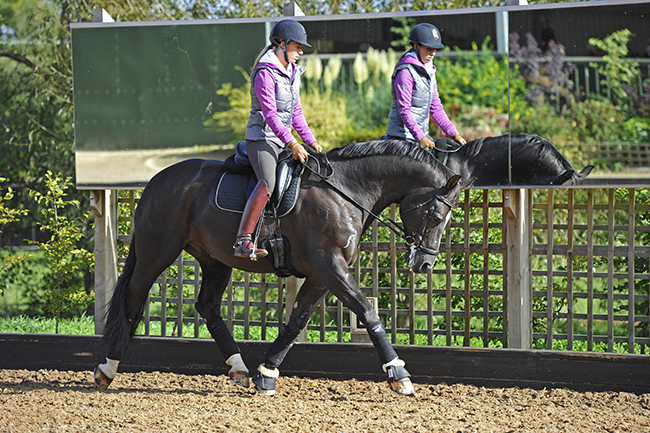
419;136;435;150
287;139;308;163
310;141;322;153
452;132;467;146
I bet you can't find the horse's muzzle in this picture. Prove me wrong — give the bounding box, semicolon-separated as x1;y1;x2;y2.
406;247;439;273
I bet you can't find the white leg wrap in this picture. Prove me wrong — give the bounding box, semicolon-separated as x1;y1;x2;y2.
226;353;249;373
98;358;120;379
257;363;280;378
382;357;405;373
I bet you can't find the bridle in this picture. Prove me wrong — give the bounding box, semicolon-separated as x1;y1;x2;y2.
301;153;456;255
400;185;455;256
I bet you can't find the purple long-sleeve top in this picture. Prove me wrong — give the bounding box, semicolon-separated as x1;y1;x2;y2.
253;62;316;146
393;55;458;141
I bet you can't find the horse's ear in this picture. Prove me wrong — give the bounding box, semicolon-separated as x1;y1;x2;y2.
460;177;476;189
442;175;462;194
577;165;594;180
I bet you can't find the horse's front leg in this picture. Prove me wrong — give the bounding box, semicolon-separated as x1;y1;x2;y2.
321;259;415;396
252;278;327;395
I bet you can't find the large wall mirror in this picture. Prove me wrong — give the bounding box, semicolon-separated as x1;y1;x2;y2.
72;0;650;189
508;1;650;187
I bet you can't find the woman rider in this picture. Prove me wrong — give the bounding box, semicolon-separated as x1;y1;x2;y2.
233;19;322;260
386;23;466;154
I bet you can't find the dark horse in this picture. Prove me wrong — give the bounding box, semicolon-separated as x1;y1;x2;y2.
94;140;474;395
435;134;593;187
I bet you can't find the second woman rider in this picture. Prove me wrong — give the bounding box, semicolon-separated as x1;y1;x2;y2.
386;23;466;151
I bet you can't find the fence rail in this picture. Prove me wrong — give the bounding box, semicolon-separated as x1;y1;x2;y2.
108;187;649;355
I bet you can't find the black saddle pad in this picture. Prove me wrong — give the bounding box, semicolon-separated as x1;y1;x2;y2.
215;171;300;218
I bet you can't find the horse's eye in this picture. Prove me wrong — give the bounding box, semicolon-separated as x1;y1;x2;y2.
429;212;443;223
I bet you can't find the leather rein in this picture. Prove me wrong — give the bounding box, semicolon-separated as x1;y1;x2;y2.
300;153;456;255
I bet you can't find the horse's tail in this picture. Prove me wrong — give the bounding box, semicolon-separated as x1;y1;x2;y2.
102;234;139;360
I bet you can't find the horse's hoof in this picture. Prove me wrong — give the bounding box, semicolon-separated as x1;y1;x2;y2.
254;384;276;396
228;370;250;388
389;377;415;395
93;366;113;390
252;365;278;396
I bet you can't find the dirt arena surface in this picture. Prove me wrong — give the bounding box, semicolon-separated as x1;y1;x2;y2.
1;369;649;433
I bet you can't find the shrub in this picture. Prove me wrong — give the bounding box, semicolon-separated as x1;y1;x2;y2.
436;38;531;121
510;105;575;144
207;65;355;150
205;66;251;141
621;117;650;143
0;177;30;296
588;29;641;109
28;171;94;332
570;98;625;142
509;32;575;111
442;105;508;141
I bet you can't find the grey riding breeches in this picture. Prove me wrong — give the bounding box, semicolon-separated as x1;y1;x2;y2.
246;140;284;194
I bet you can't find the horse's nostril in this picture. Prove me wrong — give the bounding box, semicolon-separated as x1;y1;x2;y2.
421;262;432;271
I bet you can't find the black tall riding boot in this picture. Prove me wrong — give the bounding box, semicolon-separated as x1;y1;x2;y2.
233;180;271;260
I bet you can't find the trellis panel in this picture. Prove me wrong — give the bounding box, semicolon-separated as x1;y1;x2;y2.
108;187;649;355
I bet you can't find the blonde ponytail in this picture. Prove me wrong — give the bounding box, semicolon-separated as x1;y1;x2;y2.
253;44;274;68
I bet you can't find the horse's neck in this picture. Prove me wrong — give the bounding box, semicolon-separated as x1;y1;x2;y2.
332;157;434;211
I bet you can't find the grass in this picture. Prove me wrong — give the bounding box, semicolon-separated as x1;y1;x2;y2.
1;315;646;354
0;314;95;334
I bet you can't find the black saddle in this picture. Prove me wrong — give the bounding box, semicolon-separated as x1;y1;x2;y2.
215;141;303;217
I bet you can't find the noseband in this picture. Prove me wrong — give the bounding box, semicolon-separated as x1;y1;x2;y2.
302;154;455;256
400;185;455;256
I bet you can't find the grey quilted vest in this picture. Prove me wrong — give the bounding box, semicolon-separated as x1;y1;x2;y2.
386;62;434;141
245;63;305;147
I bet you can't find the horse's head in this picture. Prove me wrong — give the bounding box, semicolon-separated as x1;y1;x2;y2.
400;175;475;273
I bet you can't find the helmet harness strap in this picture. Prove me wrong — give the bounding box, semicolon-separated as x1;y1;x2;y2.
282;41;290;64
273;39;290;64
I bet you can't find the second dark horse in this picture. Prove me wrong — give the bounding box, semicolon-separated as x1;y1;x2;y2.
436;134;593;186
94;140;474;396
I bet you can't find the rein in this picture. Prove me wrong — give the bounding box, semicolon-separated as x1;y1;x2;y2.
300;153;455;255
301;154;407;241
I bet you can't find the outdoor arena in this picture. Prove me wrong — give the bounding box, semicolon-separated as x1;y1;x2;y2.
2;185;649;432
2;2;650;431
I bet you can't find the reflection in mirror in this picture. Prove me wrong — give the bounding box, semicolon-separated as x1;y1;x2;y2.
508;1;650;187
73;12;512;189
72;3;649;190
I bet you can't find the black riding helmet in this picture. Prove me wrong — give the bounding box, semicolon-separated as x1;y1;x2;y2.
409;23;445;50
270;19;311;63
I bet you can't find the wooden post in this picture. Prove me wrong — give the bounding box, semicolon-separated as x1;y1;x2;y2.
93;190;118;335
504;189;533;349
285;277;307;342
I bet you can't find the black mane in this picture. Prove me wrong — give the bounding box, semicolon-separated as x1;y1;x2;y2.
468;134;561;160
328;139;448;172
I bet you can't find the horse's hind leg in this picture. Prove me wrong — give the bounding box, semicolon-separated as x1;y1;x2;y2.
252;278;327;395
192;255;249;387
95;235;184;389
